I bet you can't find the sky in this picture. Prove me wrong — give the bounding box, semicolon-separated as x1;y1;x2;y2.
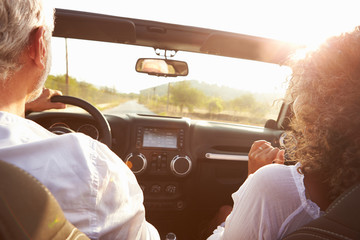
49;0;360;94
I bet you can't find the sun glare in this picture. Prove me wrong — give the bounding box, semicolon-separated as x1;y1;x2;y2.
267;1;359;47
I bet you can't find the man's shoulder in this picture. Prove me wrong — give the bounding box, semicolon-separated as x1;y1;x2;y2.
45;132;99;152
0;111;25;124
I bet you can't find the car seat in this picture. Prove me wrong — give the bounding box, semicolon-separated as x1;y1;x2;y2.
283;182;360;240
0;160;90;240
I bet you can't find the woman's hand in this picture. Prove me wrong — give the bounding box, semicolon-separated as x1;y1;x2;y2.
25;88;66;113
248;140;284;176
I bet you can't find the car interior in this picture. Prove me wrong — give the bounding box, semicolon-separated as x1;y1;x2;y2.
1;7;358;240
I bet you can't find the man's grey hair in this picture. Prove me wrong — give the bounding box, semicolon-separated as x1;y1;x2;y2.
0;0;54;81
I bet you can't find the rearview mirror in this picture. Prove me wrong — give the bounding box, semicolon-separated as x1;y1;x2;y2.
136;58;188;77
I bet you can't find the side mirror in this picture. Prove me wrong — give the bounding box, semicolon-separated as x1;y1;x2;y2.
135;58;188;77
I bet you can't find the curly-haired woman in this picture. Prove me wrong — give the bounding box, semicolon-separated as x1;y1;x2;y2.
206;27;360;239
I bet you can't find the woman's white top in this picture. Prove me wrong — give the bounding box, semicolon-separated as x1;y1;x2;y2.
207;163;322;240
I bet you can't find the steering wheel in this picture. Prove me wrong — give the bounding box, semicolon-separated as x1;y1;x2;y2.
51;95;112;148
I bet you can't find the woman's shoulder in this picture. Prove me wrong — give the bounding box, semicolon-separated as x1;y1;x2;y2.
253;163;297;180
245;163;302;197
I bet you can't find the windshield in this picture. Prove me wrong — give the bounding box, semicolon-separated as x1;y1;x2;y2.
48;37;290;126
48;0;359;126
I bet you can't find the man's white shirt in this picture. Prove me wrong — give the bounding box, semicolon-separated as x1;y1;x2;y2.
0;111;160;240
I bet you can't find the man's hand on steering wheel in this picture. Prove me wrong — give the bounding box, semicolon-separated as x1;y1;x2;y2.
25;88;66;114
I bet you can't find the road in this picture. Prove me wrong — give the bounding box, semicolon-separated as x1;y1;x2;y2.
103;100;154;116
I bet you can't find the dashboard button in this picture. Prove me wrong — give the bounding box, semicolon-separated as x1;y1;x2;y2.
165;185;177;194
150;184;161;193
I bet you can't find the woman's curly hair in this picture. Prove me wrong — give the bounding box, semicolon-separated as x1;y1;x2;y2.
285;27;360;200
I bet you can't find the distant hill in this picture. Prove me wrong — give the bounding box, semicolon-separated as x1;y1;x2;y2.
140;80;281;103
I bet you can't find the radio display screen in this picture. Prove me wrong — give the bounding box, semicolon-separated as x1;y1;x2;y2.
142;128;178;149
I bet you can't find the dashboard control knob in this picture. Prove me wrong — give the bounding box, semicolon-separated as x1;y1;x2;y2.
165;232;177;240
125;153;147;175
170;155;192;177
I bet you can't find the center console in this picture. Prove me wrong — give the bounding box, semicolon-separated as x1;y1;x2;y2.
126;127;192;177
125;115;193;212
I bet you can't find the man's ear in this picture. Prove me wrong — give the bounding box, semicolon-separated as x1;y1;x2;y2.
28;27;47;69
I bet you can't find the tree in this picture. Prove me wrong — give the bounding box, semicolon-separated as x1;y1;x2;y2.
208;97;223;114
45;74;78;96
45;74;130;106
78;81;98;102
230;93;256;113
170;81;205;113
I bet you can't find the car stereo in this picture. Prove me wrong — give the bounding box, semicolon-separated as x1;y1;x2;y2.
128;126;191;178
136;127;184;150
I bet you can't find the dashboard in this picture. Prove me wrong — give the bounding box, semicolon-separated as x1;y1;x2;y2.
28;111;283;236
